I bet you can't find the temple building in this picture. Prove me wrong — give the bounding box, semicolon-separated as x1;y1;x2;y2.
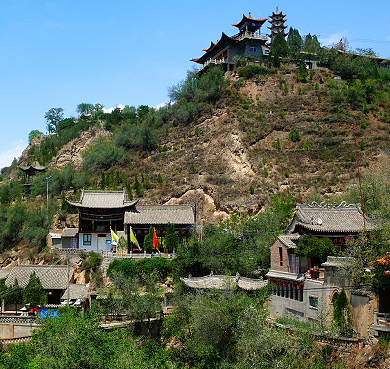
267;7;287;45
59;190;196;253
266;202;377;336
191;12;269;72
124;205;195;252
66;190;137;253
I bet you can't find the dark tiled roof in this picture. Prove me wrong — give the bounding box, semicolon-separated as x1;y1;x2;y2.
5;265;72;290
125;205;195;225
61;284;89;301
61;228;79;237
67;190;137;209
278;234;300;248
287;202;375;234
19;161;46;172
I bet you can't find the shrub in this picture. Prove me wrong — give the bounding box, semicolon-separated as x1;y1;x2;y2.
288;129;301;142
249;185;255;195
82;137;127;172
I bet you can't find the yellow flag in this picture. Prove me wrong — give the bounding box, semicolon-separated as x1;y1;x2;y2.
111;228;119;242
130;227;141;250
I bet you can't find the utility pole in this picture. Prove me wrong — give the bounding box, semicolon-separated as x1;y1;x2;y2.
45;175;53;214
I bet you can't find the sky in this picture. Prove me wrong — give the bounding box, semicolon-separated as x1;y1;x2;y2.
1;0;389;170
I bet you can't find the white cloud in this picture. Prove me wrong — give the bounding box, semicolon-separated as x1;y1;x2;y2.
154;102;167;110
319;33;348;48
103;104;125;114
0;139;26;170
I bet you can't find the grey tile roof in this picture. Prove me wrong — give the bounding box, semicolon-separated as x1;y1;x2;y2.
278;234;300;249
287;202;375;234
266;270;305;282
61;228;79;237
19;161;46;172
181;275;267;290
67;190;137;209
0;269;11;280
61;284;89;301
5;265;72;290
125;205;195;225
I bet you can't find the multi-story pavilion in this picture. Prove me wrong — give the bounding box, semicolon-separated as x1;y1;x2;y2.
191;12;269;72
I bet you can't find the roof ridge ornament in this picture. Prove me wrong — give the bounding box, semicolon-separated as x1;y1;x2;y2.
306;201;360;209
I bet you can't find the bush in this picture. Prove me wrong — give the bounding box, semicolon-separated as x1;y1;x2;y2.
82;137;127;172
288;129;301;142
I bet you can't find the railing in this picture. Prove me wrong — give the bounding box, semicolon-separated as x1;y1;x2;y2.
373;309;390;328
235;31;268;41
102;251;175;259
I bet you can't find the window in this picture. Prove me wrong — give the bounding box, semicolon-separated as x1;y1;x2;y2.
309;295;319;309
250;46;257;53
83;234;92;246
279;247;283;266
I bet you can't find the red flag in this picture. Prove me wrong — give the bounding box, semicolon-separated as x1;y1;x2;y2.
153;228;159;251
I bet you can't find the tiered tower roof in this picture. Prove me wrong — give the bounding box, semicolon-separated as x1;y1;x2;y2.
267;6;287;44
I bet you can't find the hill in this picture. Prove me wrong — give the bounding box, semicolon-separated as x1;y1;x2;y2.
12;64;389;225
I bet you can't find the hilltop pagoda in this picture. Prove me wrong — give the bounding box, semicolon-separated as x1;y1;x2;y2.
267;7;287;45
191;12;269;72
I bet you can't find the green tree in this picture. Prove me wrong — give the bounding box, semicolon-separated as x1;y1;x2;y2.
295;235;337;266
332;288;353;337
268;31;288;67
303;33;321;53
44;107;64;134
22;272;46;307
165;223;179;252
143;226;154;253
28;130;43;144
286;27;303;59
76;103;94;116
4;279;23;313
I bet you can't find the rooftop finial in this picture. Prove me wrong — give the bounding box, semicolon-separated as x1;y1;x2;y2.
248;12;252;18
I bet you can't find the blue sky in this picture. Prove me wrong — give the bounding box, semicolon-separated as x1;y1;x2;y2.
1;0;389;169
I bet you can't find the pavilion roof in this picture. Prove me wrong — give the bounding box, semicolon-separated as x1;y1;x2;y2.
232;13;267;29
66;190;137;210
124;204;195;226
5;265;72;290
191;32;236;64
19;161;46;173
202;41;215;52
286;202;376;234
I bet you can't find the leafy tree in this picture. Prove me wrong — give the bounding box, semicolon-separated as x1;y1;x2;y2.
332;288;353;336
22;272;46;307
268;31;287;67
356;47;377;56
286;27;303;59
143;226;154;252
4;279;23;313
28;130;43;144
303;33;321;53
295;235;337;266
56;117;76;132
165;223;179;252
76;103;94;116
44;107;64;134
